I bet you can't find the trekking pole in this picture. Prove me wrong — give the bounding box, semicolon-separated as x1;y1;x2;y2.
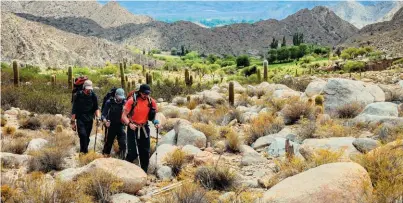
155;126;159;174
134;127;141;167
94;119;99;152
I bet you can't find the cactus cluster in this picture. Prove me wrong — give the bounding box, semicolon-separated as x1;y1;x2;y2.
185;69;193;87
229;82;234;106
146;72;153;85
13;61;19;87
120;63;125;89
263;60;268;81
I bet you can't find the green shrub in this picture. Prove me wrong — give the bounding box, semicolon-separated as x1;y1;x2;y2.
236;55;250;67
343;60;365;72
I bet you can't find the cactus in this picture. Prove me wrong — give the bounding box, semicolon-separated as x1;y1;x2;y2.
295;69;298;77
146;73;150;84
127;80;131;90
120;63;125;89
132;80;136;88
315;95;324;106
123;59;127;70
68;66;73;89
125;75;128;83
229;82;234;106
185;69;190;86
257;69;261;82
148;74;153;85
138;79;142;84
13;61;19;87
175;77;179;86
189;75;193;86
187;95;191;102
51;75;56;86
142;64;145;72
157;80;161;87
263;60;268;81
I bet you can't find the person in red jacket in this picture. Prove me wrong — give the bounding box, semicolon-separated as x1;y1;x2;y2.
121;84;159;172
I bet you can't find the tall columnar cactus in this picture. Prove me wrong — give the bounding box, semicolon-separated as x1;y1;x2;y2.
142;65;145;72
189;75;193;86
138;79;142;84
127;80;131;90
148;74;153;85
257;69;261;82
185;69;190;86
123;59;127;70
68;66;73;89
295;69;298;77
13;61;19;87
120;63;125;89
132;81;136;89
125;75;128;83
229;82;234;106
175;77;179;86
146;73;150;84
187;95;191;102
263;60;268;81
51;75;56;86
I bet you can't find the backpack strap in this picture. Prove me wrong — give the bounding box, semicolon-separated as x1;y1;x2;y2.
128;93;138;119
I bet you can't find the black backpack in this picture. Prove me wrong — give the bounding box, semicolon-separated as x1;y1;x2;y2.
128;93;156;122
101;87;117;112
106;98;126;122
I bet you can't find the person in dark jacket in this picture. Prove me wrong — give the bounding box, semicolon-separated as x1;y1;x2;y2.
101;88;127;159
71;80;100;154
121;84;159;172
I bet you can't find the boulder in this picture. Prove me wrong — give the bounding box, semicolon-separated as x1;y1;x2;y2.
57;158;147;194
323;78;385;114
0;152;31;168
300;137;360;160
378;84;403;102
182;145;202;159
157;166;173;181
252;128;293;150
4;109;19;115
110;193;141;203
273;89;301;99
239;112;258;123
262;162;373;203
305;79;326;97
229;81;246;93
158;130;176;146
172;96;187;106
240;145;266;166
398;80;403;88
202;90;225;106
156;113;167;127
194;151;214;166
148;144;178;173
266;137;300;157
24;138;48;153
176;125;207;148
353;102;403;126
353;138;380;153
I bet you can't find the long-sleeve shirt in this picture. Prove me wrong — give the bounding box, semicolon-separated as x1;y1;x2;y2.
101;99;126;123
72;91;99;122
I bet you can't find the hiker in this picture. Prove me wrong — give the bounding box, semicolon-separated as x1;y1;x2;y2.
71;80;101;154
101;88;127;159
121;84;160;172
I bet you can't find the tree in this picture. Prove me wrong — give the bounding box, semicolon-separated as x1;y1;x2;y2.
281;36;286;47
289;46;300;60
181;45;185;56
298;44;308;58
343;60;365;72
236;55;250;67
270;37;279;49
183;51;199;60
277;47;290;62
268;49;278;63
209;64;221;80
171;47;177;56
293;33;304;46
207;54;218;64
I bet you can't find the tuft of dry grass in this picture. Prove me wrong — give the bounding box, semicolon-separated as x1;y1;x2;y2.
282;100;315;125
336;102;364;118
39;114;69;131
235;93;253;107
2;126;16;136
13;130;27;138
1;137;30;154
193;122;219;144
187;99;199;110
1;116;7;127
352;140;403;203
374;124;403;143
20;117;41;130
78;150;104;166
245;113;284;145
297;119;317;140
315;120;359;138
155;182;208;203
163;108;181;119
195;165;237;191
164;148;187;176
225;130;242;153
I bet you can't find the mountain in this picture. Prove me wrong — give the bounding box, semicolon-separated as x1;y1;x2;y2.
341;7;403;56
0;12;135;67
329;1;403;29
1;0;153;28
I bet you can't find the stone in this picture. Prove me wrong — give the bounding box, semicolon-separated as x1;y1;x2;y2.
239;112;258;123
89;133;104;153
4;109;19;115
182;145;202;158
252;128;293;150
172;96;187;106
305;79;326;97
218;192;236;202
240;145;266;166
273;89;301;99
229;81;246;93
157;98;164;103
24;138;48;153
359;102;399;117
157;166;173;181
262;162;373;203
0;152;31;168
110;193;141;203
194;151;214;166
323;78;385;114
300;137;361;160
156;112;167;127
266;137;300;157
240;179;260;188
202;90;225;106
353;138;380;153
176;125;207;148
158;129;176;146
148;144;178;173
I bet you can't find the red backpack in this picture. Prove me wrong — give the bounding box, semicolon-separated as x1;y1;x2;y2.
71;76;88;103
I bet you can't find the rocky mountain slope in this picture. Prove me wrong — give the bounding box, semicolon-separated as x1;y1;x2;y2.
1;0;153;28
0;12;134;67
341;7;403;57
3;4;359;56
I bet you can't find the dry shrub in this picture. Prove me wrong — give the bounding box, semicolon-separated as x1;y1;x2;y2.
267;98;287;112
282;100;315;125
177;165;197;181
1;185;18;202
175;97;187;107
190;105;233;126
297;119;317;140
20;116;41;130
78;150;103;166
193;122;219;144
2;126;16;136
39;114;69;130
352;140;403;203
315;121;358;138
13;130;27;138
162;119;177;133
164;148;187;176
1;116;7;127
56;125;63;133
53;180;93;203
336;102;364;118
163;108;180;118
235;93;253;107
263;149;343;188
187;99;199;110
1;137;30;154
155;182;208;203
225;130;242;153
245;113;284;145
77;169;124;203
195;165;237;191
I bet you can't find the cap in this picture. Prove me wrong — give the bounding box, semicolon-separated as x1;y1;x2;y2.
83;80;93;90
139;84;151;95
115;88;125;100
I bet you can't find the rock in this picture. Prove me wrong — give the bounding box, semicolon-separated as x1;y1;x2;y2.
148;144;178;173
57;158;147;194
239;112;258;123
202;90;225;106
323;78;385;114
89;133;104;153
0;152;31;168
398;80;403;88
240;145;266;166
4;109;19;115
300;137;360;160
252;128;293;150
157;166;173;181
24;138;48;153
273;89;301;99
378;84;403;102
305;79;326;97
158;130;176;146
176;125;207;148
110;193;141;203
266;137;300;157
182;145;202;159
218;192;236;202
156;113;167;127
353;138;380;153
194;151;214;166
213;140;226;153
157;98;164;103
359;102;399;117
240;179;259;188
354;114;403;126
19;110;30;117
172;96;187;106
262;162;373;203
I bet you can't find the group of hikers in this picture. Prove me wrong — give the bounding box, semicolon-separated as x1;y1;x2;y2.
70;77;159;172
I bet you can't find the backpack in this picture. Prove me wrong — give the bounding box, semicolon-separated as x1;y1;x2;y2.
128;93;156;122
101;87;117;112
71;76;88;103
106;98;126;122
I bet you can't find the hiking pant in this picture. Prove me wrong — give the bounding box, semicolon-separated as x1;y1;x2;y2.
102;124;126;159
126;125;150;173
77;119;93;154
